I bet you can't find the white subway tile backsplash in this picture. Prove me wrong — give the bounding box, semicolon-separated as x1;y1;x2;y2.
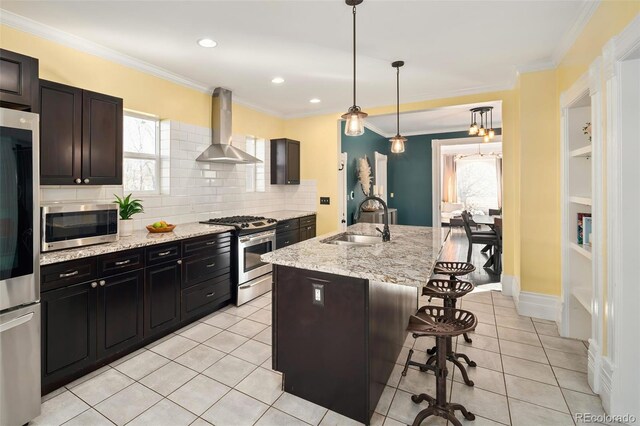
40;121;317;230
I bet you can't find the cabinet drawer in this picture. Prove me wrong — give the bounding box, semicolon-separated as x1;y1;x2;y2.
276;229;300;249
41;258;97;292
182;232;232;257
181;274;232;320
146;243;181;266
276;218;299;233
182;252;231;288
299;215;316;228
97;249;144;277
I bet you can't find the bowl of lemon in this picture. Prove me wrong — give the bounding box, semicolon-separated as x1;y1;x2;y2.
146;221;176;233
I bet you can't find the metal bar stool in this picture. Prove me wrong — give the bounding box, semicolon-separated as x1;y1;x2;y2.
433;261;475;344
406;306;477;426
403;279;477;387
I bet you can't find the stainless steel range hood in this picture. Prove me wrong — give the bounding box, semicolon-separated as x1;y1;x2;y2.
196;87;261;164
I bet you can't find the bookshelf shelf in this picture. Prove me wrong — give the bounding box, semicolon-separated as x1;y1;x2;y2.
569;196;592;205
570;146;592;158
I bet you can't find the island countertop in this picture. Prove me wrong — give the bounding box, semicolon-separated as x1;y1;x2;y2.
40;222;235;266
261;223;449;287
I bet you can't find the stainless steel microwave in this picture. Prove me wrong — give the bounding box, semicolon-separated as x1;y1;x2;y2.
41;203;119;252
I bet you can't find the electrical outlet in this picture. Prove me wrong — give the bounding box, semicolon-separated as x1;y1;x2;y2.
320;197;330;205
312;283;324;306
390;192;395;198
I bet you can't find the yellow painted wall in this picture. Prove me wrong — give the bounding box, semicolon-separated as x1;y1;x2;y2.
0;25;285;137
517;70;560;295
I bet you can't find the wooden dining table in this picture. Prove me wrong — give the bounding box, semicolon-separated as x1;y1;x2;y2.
472;215;502;274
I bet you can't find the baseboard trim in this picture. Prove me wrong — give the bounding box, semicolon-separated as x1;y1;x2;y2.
599;356;614;414
588;339;602;393
516;291;560;321
501;275;520;297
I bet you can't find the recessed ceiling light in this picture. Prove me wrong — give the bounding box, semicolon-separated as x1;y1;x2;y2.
309;98;321;104
197;38;217;48
271;77;285;84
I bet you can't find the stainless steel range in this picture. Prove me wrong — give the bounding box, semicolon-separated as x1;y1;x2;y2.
200;216;276;305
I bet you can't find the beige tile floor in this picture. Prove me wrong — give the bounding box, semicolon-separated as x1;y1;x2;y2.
34;288;606;426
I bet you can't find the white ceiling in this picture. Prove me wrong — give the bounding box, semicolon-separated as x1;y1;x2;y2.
366;100;502;136
1;1;596;118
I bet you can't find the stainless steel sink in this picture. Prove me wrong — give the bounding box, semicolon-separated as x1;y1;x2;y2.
321;233;382;247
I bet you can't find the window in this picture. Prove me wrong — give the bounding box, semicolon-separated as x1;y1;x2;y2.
455;157;499;214
123;112;160;193
245;137;266;192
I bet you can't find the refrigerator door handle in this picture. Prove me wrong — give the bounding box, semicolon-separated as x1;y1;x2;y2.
0;312;34;333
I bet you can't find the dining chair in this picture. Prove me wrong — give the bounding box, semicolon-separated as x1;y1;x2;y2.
461;211;499;263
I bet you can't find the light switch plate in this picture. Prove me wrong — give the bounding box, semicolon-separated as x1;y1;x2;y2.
320;197;330;205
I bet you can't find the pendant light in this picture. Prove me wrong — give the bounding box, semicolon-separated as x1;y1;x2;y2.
341;0;368;136
390;61;406;153
468;106;495;142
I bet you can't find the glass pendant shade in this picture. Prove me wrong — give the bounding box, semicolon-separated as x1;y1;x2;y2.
489;129;495;139
390;135;407;153
478;127;486;136
469;124;478;135
483;134;490;143
342;107;368;136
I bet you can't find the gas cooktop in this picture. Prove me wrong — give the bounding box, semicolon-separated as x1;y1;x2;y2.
199;215;277;232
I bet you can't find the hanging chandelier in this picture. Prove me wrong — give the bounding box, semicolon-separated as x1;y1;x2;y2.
468;106;495;142
341;0;368;136
390;61;406;154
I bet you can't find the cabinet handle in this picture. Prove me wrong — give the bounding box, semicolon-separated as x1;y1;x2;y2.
74;178;81;184
177;260;182;265
307;227;312;230
114;259;131;266
158;250;172;257
91;282;97;288
206;241;216;246
205;292;216;298
59;270;79;278
99;280;106;286
284;240;290;245
83;178;90;184
206;263;216;268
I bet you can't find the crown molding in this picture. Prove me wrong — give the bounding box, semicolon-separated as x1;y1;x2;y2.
363;122;387;138
0;9;286;119
516;60;556;76
550;0;601;66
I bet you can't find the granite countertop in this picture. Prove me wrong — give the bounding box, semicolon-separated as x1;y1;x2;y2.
261;223;449;287
40;222;235;266
260;210;316;221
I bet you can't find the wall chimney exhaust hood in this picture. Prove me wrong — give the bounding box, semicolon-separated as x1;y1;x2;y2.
196;88;261;164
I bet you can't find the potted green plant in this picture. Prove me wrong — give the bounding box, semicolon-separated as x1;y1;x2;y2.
114;193;144;236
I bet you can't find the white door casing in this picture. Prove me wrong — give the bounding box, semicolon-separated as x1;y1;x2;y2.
338;152;348;231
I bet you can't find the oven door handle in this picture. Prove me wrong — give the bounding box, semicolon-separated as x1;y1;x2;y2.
239;280;265;289
239;235;275;245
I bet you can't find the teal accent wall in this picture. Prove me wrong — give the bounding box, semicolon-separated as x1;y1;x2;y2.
340;122;389;225
340;124;502;227
387;131;468;226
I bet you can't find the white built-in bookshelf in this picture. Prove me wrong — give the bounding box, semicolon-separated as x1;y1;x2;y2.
560;69;601;341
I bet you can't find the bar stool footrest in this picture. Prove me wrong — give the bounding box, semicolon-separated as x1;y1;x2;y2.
410;395;475;426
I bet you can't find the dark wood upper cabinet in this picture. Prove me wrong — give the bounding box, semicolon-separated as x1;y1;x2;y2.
0;49;39;111
39;80;83;185
271;138;300;185
39;80;123;185
96;270;144;359
82;90;123;185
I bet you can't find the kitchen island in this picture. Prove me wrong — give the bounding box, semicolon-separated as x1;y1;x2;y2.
261;223;448;425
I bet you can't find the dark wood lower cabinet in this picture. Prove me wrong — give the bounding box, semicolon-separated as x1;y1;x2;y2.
145;260;181;337
97;270;144;359
41;281;97;386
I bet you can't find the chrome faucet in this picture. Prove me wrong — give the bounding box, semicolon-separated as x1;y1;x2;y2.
354;196;391;242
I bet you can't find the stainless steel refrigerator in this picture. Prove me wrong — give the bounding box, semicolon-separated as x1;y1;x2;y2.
0;107;41;426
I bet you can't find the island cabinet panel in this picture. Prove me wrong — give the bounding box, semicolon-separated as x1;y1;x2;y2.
41;281;97;386
145;260;181;337
273;265;369;423
96;270;144;359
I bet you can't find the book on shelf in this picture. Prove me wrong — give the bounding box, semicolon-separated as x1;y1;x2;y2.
583;216;592;246
577;212;592;245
